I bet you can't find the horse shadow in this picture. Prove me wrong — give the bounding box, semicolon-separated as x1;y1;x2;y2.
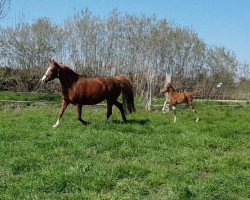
109;119;150;125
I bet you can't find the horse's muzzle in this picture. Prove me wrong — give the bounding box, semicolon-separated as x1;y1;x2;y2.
41;75;49;83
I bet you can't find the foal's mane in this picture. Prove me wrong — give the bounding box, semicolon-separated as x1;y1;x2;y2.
169;83;176;92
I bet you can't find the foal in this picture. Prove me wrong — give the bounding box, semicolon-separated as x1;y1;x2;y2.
160;83;199;123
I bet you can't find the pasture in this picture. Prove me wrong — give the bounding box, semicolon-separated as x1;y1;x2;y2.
0;101;249;199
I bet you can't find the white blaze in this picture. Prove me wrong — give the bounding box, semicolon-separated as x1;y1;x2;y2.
41;67;51;82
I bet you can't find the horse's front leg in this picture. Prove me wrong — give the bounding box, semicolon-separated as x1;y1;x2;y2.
76;104;91;125
53;100;69;128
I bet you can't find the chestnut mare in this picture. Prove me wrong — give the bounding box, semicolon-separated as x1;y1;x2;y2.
41;60;135;127
160;83;199;123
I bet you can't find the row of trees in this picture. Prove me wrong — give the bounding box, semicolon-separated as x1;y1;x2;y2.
0;9;249;105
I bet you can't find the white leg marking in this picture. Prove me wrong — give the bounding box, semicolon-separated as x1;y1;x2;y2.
162;101;166;113
53;118;60;128
165;104;170;112
162;101;170;113
172;106;176;123
192;108;199;122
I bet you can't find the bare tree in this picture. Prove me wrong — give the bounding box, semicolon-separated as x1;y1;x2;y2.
0;0;10;20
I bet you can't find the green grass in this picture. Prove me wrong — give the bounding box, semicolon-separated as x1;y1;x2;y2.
0;91;61;102
0;103;249;199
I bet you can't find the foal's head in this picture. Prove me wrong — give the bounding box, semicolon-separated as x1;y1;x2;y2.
160;83;175;93
41;59;60;83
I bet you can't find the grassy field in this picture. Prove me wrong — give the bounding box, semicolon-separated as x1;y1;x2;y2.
0;91;61;103
0;101;249;199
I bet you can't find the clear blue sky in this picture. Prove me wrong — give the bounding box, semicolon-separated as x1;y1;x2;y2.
1;0;250;63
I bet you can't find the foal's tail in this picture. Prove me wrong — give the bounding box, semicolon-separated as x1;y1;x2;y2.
115;76;135;113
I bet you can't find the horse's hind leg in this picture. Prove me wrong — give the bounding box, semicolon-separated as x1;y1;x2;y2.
113;100;127;122
106;101;113;120
76;104;91;125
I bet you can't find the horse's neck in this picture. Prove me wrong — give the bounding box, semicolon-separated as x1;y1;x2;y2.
59;67;80;90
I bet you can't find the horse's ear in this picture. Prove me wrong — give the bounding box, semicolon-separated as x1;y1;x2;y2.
49;58;55;64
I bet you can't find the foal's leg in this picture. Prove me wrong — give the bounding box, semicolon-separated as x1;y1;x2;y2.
172;105;177;123
192;106;199;122
162;100;170;113
53;100;69;128
189;102;199;122
113;100;127;122
76;104;91;125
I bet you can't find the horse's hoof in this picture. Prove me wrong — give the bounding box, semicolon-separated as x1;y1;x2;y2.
53;124;58;128
195;118;199;122
83;121;91;125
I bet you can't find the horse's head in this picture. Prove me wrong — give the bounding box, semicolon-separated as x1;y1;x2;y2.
41;59;60;83
160;83;172;93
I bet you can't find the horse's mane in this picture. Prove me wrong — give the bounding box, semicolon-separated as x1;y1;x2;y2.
58;63;80;76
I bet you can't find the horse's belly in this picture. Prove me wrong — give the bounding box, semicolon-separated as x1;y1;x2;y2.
78;94;106;105
82;97;105;105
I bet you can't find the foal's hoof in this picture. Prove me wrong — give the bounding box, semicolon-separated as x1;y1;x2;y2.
53;124;59;128
195;118;199;122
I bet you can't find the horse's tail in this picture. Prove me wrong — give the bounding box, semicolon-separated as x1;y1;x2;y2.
115;75;135;113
